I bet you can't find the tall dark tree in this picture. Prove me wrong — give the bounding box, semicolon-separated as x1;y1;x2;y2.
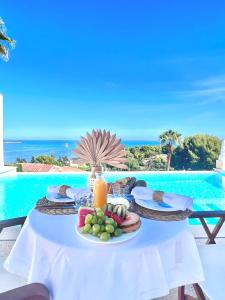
172;134;221;170
159;130;182;170
0;18;15;60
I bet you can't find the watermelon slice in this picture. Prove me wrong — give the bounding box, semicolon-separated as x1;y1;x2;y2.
78;207;95;228
104;211;123;226
111;214;123;226
104;210;113;218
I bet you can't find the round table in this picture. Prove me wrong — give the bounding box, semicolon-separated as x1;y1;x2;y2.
5;209;204;300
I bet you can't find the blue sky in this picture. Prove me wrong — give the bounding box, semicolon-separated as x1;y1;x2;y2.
1;0;225;140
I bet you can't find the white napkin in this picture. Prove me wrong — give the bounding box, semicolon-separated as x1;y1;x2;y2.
47;186;91;200
47;186;61;194
131;187;193;211
66;188;91;200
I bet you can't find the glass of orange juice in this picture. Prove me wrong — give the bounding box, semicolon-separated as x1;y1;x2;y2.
93;173;107;210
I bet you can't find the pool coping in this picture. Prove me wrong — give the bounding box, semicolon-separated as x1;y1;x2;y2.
0;170;218;176
0;166;17;175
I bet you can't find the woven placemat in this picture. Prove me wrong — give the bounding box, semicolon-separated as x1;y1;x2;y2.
35;197;76;215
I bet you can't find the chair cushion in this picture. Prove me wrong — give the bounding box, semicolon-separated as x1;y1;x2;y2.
0;257;26;293
0;283;49;300
198;244;225;300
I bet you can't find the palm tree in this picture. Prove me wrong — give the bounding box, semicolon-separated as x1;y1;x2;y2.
159;130;182;171
0;18;15;61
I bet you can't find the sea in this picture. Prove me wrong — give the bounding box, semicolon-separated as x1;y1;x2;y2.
4;140;160;164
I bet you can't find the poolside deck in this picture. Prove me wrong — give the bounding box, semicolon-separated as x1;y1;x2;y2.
0;166;17;175
0;226;218;299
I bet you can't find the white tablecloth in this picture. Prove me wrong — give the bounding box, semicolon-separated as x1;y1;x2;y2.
4;210;204;300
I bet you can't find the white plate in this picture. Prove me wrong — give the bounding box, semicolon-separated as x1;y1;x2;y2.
46;193;74;203
107;196;130;208
135;199;179;211
76;226;141;244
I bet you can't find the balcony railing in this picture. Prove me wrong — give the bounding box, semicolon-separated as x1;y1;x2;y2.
0;216;26;234
1;210;225;242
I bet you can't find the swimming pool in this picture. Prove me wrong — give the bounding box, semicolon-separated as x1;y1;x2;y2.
0;171;225;222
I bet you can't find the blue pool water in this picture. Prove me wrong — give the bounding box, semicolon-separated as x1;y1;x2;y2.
1;172;225;222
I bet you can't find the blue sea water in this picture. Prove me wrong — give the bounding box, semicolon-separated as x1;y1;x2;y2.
4;140;159;164
0;172;225;222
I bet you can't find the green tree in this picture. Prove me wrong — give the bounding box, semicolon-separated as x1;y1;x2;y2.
126;157;140;171
173;134;221;170
0;18;15;60
16;158;27;163
159;130;182;171
30;155;61;166
147;155;167;170
57;156;70;166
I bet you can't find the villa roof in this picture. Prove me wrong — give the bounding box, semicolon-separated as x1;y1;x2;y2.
20;163;84;173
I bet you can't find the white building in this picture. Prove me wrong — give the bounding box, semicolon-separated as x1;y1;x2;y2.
0;94;3;168
216;140;225;171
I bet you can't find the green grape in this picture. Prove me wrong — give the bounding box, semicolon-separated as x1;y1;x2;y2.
105;218;115;226
82;223;91;234
96;210;104;218
91;216;98;225
97;218;104;225
105;224;114;234
100;232;110;241
80;226;86;234
100;225;106;232
88;226;93;234
92;224;101;234
85;214;93;224
114;228;122;237
112;221;118;228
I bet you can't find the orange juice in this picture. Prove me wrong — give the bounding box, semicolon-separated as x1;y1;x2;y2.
93;174;107;210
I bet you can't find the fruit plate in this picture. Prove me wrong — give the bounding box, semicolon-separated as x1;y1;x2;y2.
76;226;141;245
46;193;74;203
135;199;178;211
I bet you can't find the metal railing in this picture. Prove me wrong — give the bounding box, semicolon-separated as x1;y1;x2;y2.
1;210;225;239
0;216;26;234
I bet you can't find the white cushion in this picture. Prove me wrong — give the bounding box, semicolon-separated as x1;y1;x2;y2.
0;257;26;293
198;244;225;300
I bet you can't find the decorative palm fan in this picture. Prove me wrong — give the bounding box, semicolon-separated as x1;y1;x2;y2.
73;129;128;175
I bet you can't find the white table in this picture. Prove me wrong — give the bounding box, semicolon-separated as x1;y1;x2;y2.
4;210;204;300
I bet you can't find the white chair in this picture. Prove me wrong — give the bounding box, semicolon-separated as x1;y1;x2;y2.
178;210;225;300
197;244;225;300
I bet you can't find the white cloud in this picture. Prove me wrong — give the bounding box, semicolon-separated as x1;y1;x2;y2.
177;74;225;105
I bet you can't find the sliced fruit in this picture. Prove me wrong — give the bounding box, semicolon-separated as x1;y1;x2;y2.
111;214;123;226
106;203;115;212
120;212;140;228
113;204;127;219
78;207;95;228
105;210;113;218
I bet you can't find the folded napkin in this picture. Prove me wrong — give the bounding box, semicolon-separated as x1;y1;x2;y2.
47;185;91;200
131;186;193;211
